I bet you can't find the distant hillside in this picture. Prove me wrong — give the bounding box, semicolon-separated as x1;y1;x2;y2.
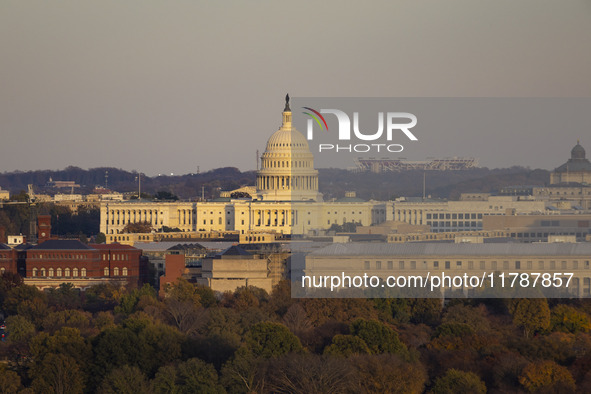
0;166;550;201
0;167;256;200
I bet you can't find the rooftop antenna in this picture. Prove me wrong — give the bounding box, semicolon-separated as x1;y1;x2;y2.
423;172;426;200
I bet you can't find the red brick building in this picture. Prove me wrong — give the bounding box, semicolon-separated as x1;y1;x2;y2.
22;239;147;290
0;244;17;276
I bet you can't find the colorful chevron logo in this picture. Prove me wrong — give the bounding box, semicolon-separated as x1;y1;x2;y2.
302;107;329;131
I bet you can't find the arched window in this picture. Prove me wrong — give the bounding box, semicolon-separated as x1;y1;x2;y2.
65;268;70;277
32;268;38;277
104;267;109;276
114;267;119;276
56;268;62;277
41;268;46;277
73;268;79;277
122;267;128;276
48;268;54;277
0;268;5;274
81;268;86;277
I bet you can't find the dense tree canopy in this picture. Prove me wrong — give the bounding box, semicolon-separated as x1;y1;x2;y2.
0;273;590;393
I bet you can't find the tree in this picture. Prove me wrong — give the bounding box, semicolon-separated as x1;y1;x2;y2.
0;367;23;393
29;327;92;368
98;365;153;394
246;322;302;358
351;354;427;394
153;358;224;394
154;190;179;201
122;221;152;234
220;349;267;394
47;283;82;311
41;309;92;334
430;369;486;394
512;298;551;338
519;360;576;393
324;335;370;357
550;304;591;334
265;354;352;394
350;319;407;355
30;354;85;394
3;284;48;325
282;303;312;338
441;303;490;333
95;232;107;244
5;315;35;343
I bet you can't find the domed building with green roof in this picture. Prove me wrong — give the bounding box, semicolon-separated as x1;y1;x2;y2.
550;141;591;185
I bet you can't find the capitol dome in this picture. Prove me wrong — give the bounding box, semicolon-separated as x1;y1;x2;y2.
256;95;322;202
265;128;310;152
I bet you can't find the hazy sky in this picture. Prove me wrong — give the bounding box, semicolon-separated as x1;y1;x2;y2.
1;1;590;176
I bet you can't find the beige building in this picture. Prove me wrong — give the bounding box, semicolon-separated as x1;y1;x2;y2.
301;243;591;297
0;188;9;201
482;213;591;242
391;195;546;232
196;245;288;293
532;185;591;210
550;141;591;185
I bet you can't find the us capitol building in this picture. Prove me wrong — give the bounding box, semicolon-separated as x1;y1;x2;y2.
100;96;387;238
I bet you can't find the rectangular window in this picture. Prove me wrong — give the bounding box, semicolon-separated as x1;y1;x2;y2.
387;261;393;269
399;261;405;269
376;261;382;270
445;261;450;269
364;261;370;269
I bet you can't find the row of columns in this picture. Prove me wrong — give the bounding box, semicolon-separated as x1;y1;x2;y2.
257;175;318;191
253;209;295;227
107;209;160;226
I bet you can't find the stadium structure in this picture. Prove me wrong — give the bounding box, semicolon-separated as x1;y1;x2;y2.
354;157;479;173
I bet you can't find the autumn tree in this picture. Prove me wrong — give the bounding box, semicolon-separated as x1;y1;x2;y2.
512;298;551;338
30;354;85;394
430;369;486;394
122;221;152;234
350;319;407;355
5;315;35;343
324;334;370;357
153;358;224;394
265;354;352;394
351;354;427;394
519;360;576;393
550;304;591;334
246;321;303;358
98;365;153;394
0;367;23;393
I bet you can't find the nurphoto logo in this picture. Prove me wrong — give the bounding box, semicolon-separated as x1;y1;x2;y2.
303;107;418;153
